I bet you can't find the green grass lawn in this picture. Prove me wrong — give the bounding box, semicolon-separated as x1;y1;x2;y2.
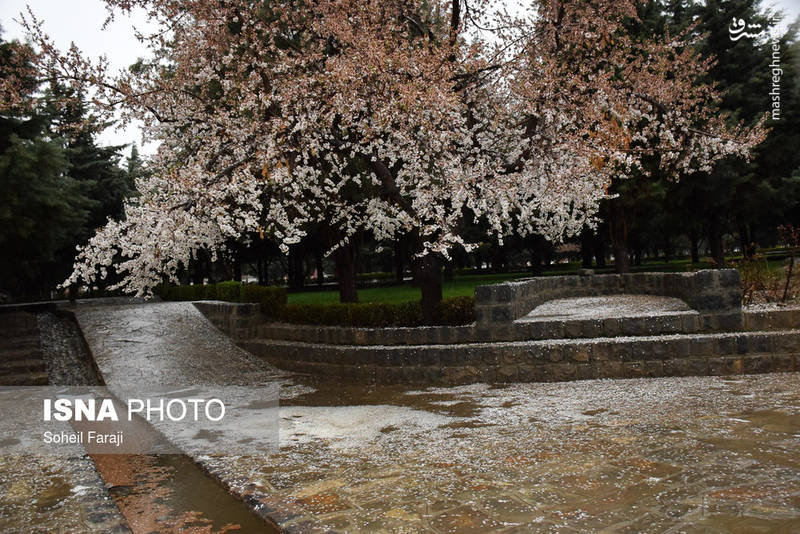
286;258;720;305
286;253;795;305
287;272;534;304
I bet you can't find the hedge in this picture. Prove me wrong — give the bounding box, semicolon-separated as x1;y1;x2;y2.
156;283;474;326
240;284;287;318
279;296;474;327
216;281;241;302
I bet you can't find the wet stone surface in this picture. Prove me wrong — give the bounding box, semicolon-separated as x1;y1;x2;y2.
0;313;129;533
74;303;800;533
520;294;695;322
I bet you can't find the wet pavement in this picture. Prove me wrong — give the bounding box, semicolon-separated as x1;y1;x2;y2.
520;294;694;321
0;312;129;534
68;302;800;533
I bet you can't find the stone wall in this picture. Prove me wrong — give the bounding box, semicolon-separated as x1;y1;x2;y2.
474;269;742;328
195;300;800;385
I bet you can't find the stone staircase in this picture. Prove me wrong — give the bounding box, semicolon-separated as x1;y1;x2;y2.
196;301;800;385
0;312;48;385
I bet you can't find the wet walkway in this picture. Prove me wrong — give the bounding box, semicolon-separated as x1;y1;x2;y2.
75;302;800;533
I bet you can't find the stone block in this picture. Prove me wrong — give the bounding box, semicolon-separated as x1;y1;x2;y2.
563;320;585;338
597;361;623;379
603;318;622;337
643;360;664;377
663;359;692;377
571;346;590;362
686;358;709;375
748;333;773;354
718;269;740;287
474;285;493;302
668;338;691;359
496;364;519;382
546;345;564;362
544;321;565;339
716;312;743;331
550;363;577;382
622;361;646;378
520;365;548;382
735;335;749;354
520;344;546;363
743;355;772;374
773;333;800;353
576;364;598;380
590;342;611;361
494;284;513;303
708;357;735;376
492;325;513;342
695;294;726;312
693;270;717;288
491;306;513;323
649;340;671;361
715;336;735;355
771;354;795;372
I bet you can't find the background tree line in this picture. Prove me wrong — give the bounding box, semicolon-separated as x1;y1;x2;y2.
0;30;142;301
2;0;798;311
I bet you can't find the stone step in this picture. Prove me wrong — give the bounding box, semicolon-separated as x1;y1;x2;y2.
0;371;49;386
0;347;43;362
250;311;708;346
0;358;47;376
0;336;39;351
239;329;800;384
0;312;38;330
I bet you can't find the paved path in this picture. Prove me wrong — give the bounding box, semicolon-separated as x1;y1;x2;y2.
76;302;800;533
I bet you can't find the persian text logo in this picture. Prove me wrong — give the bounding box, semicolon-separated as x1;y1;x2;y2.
728;18;765;41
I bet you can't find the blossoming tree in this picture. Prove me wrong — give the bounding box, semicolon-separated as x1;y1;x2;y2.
16;0;765;321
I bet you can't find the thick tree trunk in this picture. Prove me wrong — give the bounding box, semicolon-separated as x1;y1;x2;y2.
287;244;305;289
609;199;630;273
417;253;443;325
334;243;357;302
529;235;543;275
689;229;700;264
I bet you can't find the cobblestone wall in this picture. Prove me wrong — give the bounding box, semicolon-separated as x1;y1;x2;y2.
195;300;800;385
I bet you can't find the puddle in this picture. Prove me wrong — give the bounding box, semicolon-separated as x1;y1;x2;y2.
737;409;799;434
93;454;279;533
36;310;280;534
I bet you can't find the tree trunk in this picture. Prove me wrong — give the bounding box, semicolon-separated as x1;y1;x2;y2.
529;235;543;275
594;224;607;268
609;199;630;273
709;217;725;268
334;243;357;302
580;227;594;268
394;239;404;283
417;253;443;325
315;250;324;285
689;229;700;264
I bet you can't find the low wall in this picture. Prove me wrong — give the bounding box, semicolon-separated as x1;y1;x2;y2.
195;301;800;385
474;269;742;327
